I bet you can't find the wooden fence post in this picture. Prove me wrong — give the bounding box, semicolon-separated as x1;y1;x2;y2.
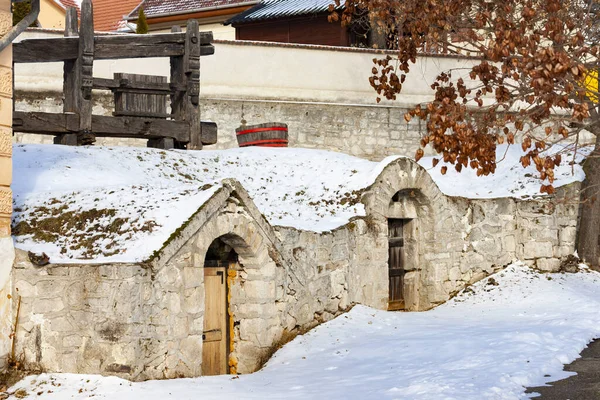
78;0;95;145
165;25;185;150
185;20;202;150
55;7;79;145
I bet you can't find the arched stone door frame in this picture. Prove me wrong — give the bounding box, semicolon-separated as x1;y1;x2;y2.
362;158;443;311
193;207;284;375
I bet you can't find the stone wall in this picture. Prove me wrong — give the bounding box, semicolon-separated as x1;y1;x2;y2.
14;93;426;160
15;92;594;161
0;0;14;370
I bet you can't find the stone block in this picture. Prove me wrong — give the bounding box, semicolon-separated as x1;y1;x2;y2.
33;298;65;314
156;266;182;287
523;241;553;258
189;316;203;334
183;267;203;289
14;280;35;297
235;303;276;319
63;334;83;348
0;154;11;186
180;335;203;363
239;318;270;341
536;258;561;272
448;266;461;282
49;316;74;332
244;280;275;302
554;245;574;258
472;239;500;257
183;287;203;314
502;235;516;253
36;280;66;298
165;292;182;314
559;226;577;245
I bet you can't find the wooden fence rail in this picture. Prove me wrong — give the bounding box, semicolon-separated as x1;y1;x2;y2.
13;0;217;150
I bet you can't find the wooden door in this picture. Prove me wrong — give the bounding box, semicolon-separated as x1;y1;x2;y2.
202;265;228;375
388;219;406;310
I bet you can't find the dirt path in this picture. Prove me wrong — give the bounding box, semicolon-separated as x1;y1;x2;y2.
526;339;600;399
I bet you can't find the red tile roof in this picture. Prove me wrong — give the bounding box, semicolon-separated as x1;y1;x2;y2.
93;0;142;31
128;0;256;19
57;0;80;10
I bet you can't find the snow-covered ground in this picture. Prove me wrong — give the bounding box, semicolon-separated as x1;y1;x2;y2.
7;263;600;399
12;143;587;263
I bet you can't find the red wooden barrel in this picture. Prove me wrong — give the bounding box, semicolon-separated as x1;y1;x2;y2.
235;122;288;148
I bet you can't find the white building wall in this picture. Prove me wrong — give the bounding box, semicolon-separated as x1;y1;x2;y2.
14;29;477;106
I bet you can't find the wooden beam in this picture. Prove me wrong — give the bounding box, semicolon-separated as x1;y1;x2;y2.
14;38;79;63
14;32;214;63
201;121;218;145
13;112;78;134
185;19;202;150
90;115;190;141
170;25;186;140
78;0;94;145
92;77;181;94
13;112;194;142
62;7;79;146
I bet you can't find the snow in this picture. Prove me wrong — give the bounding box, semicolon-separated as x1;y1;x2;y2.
418;143;590;199
8;263;600;399
12;143;586;263
12;144;390;263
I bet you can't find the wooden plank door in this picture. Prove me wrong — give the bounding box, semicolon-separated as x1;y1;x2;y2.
202;265;228;375
388;219;406;311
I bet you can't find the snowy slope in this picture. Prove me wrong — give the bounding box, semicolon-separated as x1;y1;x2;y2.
12;144;390;263
12;143;586;263
8;263;600;399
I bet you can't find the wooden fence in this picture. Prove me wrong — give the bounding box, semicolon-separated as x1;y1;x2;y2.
12;0;217;150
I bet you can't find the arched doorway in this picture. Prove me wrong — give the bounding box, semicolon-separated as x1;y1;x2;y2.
387;188;430;311
202;238;237;376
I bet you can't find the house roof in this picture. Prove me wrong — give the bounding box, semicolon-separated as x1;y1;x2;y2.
225;0;344;25
127;0;258;20
56;0;80;11
48;0;80;17
92;0;141;31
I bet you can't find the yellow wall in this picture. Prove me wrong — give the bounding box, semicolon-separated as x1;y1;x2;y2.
38;0;65;29
0;0;13;370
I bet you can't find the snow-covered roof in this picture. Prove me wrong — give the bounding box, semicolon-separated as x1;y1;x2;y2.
226;0;344;25
12;145;394;264
11;144;586;264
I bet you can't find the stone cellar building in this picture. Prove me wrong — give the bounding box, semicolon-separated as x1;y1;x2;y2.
11;157;578;380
